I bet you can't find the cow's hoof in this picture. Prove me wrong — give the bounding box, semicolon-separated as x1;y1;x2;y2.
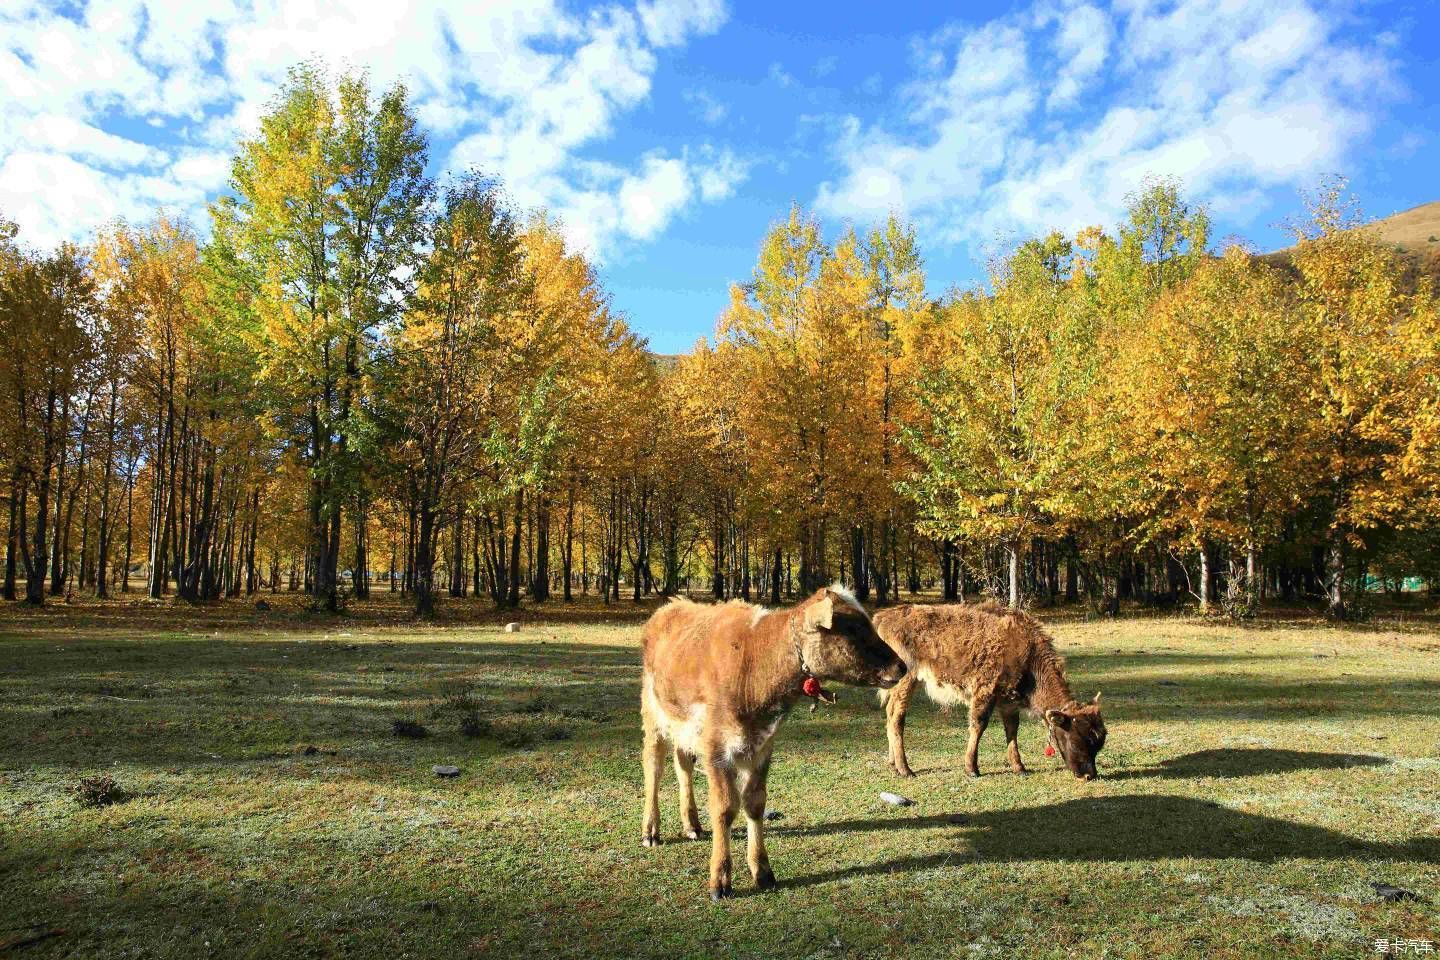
754;868;777;891
1012;766;1029;776
965;769;980;779
710;885;733;901
642;833;661;847
683;828;703;841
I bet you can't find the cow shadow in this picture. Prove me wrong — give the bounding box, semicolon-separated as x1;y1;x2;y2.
777;794;1440;890
1106;748;1389;780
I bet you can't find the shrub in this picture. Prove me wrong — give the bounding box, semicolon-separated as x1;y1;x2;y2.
1221;574;1258;622
436;680;479;713
1340;597;1374;623
458;712;488;738
538;721;573;742
73;775;128;808
391;718;429;739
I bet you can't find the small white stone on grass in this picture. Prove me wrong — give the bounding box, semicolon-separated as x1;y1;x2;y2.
432;765;460;778
880;792;913;806
504;623;520;633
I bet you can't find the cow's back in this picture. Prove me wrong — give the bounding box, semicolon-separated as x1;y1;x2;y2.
874;603;1039;696
643;598;760;710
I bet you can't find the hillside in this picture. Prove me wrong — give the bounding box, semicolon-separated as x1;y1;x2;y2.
1357;199;1440;254
1263;199;1440;272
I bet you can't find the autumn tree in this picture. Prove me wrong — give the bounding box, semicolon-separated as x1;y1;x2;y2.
212;63;428;610
0;243;96;604
1289;180;1438;617
378;175;529;617
1116;247;1313;609
903;234;1074;607
859;215;927;602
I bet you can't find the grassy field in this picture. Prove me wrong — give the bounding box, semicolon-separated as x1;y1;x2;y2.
1;594;1437;959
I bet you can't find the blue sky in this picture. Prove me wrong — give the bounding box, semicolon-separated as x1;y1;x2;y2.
1;0;1436;353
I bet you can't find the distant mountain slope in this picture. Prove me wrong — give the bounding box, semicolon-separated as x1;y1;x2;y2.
1263;200;1440;270
1356;200;1440;255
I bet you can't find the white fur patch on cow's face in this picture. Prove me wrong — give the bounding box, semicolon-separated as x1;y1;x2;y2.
749;605;770;627
827;582;864;613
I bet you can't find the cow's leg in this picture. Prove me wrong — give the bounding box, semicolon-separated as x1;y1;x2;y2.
641;705;665;847
964;693;997;778
740;745;776;891
1001;706;1027;774
883;674;918;777
705;757;739;900
674;747;703;840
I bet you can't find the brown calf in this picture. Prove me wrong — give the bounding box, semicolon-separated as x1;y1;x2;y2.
873;603;1105;780
641;587;906;899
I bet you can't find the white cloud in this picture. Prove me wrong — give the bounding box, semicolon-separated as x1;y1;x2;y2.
19;115;162;168
637;0;726;48
696;148;747;202
618;155;692;238
816;0;1398;246
520;145;748;257
0;0;734;259
1046;4;1111;109
684;88;729;125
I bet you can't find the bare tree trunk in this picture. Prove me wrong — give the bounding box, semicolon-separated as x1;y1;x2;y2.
1007;541;1020;608
507;490;524;608
850;525;868;603
1198;542;1212;613
3;466;18;600
449;504;465;598
352;486;369;600
1326;539;1346;619
532;493;550;602
414;505;438;618
562;482;575;602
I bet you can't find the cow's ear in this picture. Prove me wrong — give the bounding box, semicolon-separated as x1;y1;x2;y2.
804;595;834;632
1045;709;1072;729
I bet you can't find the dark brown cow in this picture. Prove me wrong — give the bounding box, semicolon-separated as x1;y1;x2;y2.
873;603;1106;780
641;587;906;899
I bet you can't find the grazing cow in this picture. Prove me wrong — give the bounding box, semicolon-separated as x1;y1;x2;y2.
872;603;1105;780
641;587;907;900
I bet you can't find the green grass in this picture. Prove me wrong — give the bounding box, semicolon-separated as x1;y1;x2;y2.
1;594;1437;958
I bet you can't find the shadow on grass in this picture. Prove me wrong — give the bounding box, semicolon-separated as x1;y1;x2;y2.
894;673;1440;726
1106;748;1388;780
0;637;644;769
5;622;1438;772
775;793;1440;891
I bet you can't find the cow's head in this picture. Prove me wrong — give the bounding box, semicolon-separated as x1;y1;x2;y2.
1045;693;1106;780
795;587;907;689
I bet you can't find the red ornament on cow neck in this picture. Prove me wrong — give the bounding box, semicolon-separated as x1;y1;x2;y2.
802;677;822;698
1044;744;1056;757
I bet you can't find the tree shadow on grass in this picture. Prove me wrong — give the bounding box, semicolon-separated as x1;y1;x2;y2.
1106;748;1388;780
0;637;643;769
776;793;1440;891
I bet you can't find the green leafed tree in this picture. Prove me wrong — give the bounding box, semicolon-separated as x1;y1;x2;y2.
211;63;429;610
